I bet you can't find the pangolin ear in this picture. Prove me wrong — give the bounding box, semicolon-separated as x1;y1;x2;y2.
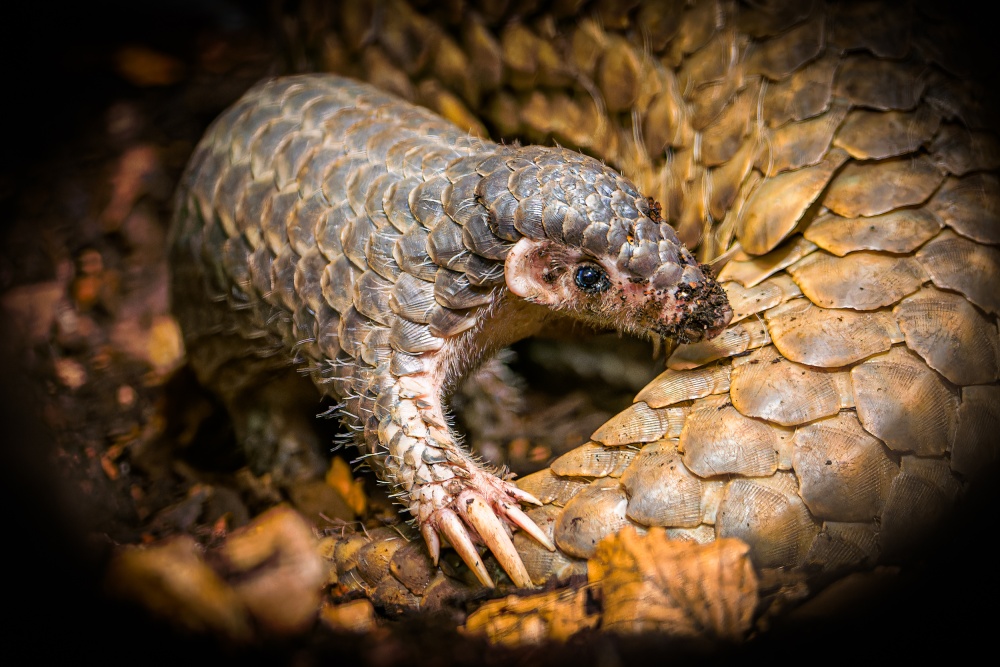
504;237;560;306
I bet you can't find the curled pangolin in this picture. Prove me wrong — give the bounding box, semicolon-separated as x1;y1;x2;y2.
168;74;732;588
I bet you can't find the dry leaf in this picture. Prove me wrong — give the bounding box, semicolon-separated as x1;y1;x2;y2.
105;536;252;642
463;587;598;646
219;505;326;636
320;599;379;633
326;456;367;515
589;527;758;640
114;45;184;87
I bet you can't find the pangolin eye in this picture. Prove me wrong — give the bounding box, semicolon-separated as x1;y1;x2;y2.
574;264;610;293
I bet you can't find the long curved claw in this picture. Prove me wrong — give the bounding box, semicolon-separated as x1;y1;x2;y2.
413;467;551;587
438;508;494;588
506;485;543;506
420;521;441;566
502;502;555;552
460;495;533;588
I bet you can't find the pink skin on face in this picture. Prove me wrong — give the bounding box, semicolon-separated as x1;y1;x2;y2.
504;237;733;345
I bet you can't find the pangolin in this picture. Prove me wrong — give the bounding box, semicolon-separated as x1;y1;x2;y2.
168;74;733;588
278;1;1000;628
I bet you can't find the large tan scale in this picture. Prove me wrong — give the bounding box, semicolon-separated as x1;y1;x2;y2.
288;0;999;640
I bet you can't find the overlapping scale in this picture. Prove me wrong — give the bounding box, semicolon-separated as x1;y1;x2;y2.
619;441;705;527
389;272;436;324
550;442;637;479
717;236;818;288
736;0;813;39
730;345;853;426
851;346;959;456
803;209;943;256
427;304;477;338
667;319;772;370
900;456;962;502
915;230;1000;315
510;505;587;586
791;412;899;522
829;0;910;57
757;103;848;177
803;521;880;570
554;478;635;559
716;473;819;568
878;467;953;561
591;402;687;446
679;395;790;478
709;139;758;221
722;274;802;323
927;174;1000;244
765;298;903;367
633;364;732;408
787;250;926;310
515;469;588;507
823;156;944;218
744;13;825;79
951;386;1000;481
433;268;493;309
737;149;848;255
893;286;1000;386
761;52;838;127
701;87;756;168
929;124;1000;176
666;525;718;545
833;107;941;161
832;53;924;110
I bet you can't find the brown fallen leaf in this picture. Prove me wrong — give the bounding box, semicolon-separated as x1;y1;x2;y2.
105;536;252;642
217;505;326;637
320;598;379;634
325;456;367;515
589;527;759;641
462;587;599;646
114;45;185;87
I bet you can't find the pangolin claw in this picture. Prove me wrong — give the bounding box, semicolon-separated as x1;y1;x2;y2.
420;521;441;566
502;503;556;552
505;485;544;507
438;508;494;587
459;494;532;588
418;472;551;588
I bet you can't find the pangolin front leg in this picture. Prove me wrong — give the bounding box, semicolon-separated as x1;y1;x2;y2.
169;74;731;588
352;291;565;588
378;367;552;587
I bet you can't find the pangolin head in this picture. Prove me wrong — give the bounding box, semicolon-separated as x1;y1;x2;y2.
500;147;732;344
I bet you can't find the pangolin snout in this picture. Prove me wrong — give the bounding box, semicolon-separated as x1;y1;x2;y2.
650;266;732;344
675;273;733;343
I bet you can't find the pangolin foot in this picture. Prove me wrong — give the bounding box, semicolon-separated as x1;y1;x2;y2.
412;467;555;588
